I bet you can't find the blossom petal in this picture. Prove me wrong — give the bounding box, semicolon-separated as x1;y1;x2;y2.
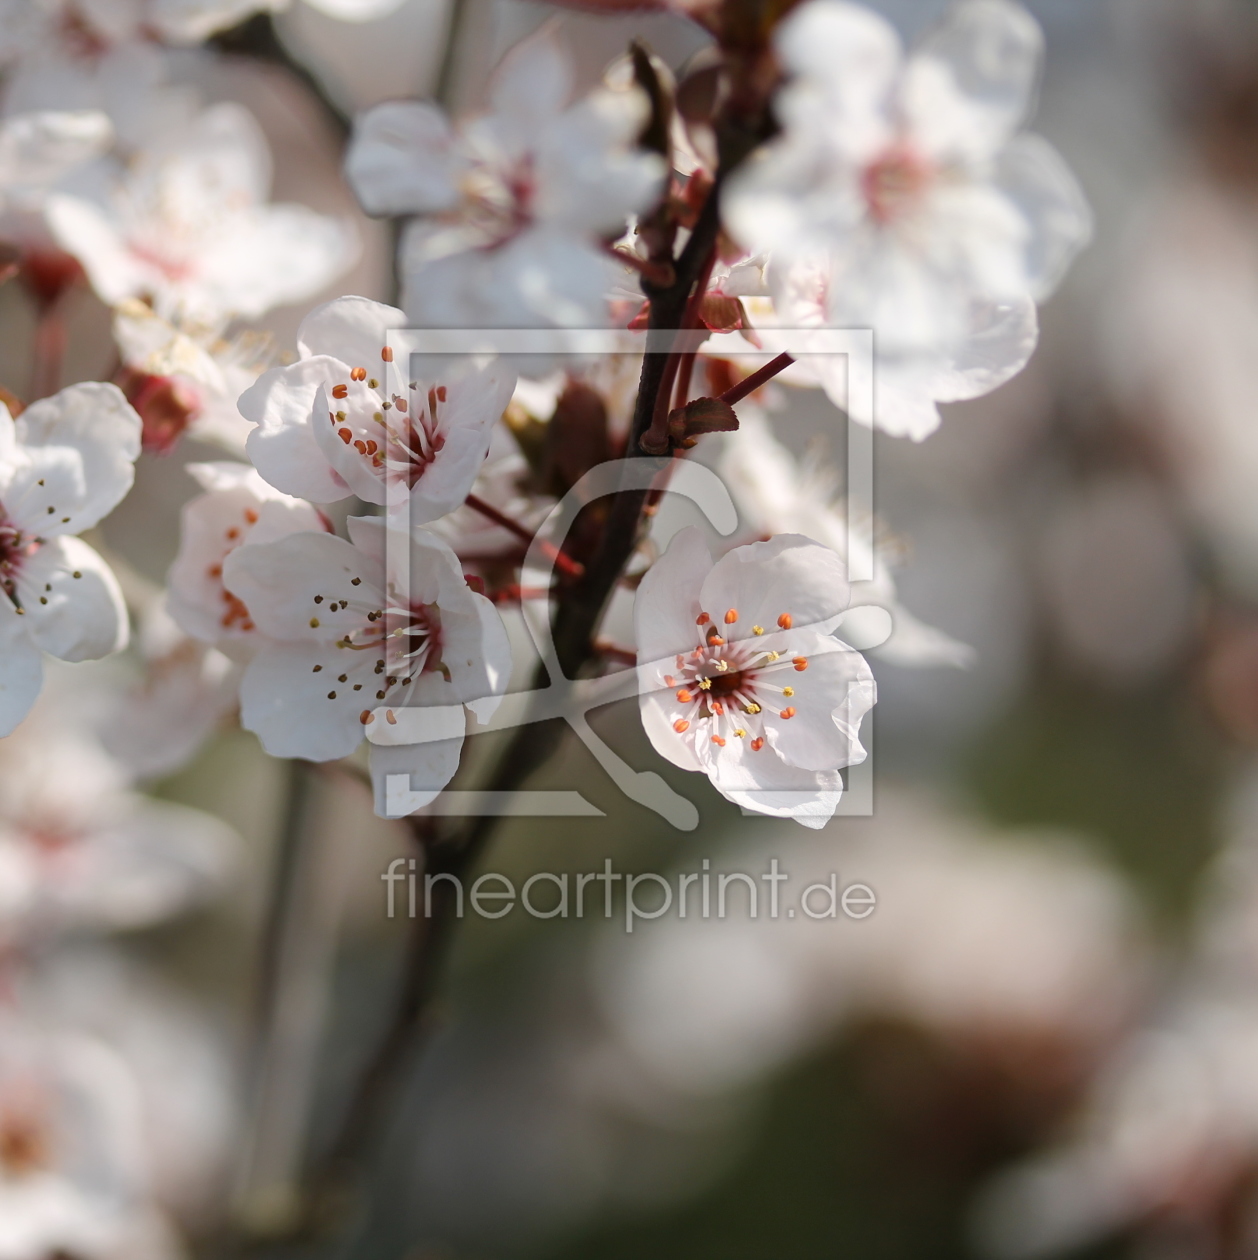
486;25;574;154
16;536;128;662
222;530;381;643
635;526;712;666
0;383;140;536
370;732;464;818
995;134;1093;299
241;358;352;503
762;635;875;772
0;598;43;737
295;295;408;368
237;641;370;761
702;738;846;829
700;534;852;638
904;0;1043;161
345;103;463;217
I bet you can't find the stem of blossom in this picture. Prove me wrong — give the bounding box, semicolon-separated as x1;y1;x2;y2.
30;304;65;400
718;352;795;407
605;242;676;288
595;641;638;666
464;493;584;578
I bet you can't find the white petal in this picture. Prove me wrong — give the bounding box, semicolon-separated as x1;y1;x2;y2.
222;531;380;643
17;536;128;662
296;294;408;367
241;358;351;503
0;383;140;535
487;25;573;153
0;597;43;737
635;526;713;667
304;0;406;18
763;636;875;772
44;194;152;307
370;732;464;818
345;103;463;217
0;110;111;206
702;737;846;827
995;134;1093;299
237;641;369;761
700;534;851;638
903;0;1043;160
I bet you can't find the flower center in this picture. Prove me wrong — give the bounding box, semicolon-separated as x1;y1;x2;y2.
0;1108;49;1179
0;519;35;607
861;143;933;226
665;609;808;750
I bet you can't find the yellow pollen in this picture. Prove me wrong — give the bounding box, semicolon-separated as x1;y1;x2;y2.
310;617;320;628
766;651;780;662
698;678;712;691
783;686;794;697
715;660;730;672
752;625;765;635
734;729;747;738
745;702;762;714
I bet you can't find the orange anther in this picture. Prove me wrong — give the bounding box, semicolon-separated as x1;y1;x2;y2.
386;710;397;725
436;386;447;401
676;689;693;703
711;735;726;746
793;657;808;671
711;701;725;716
673;719;690;733
332;383;348;399
696;612;710;626
338;428;353;444
707;635;726;647
750;737;765;751
777;613;793;629
244;508;258;525
350;366;367;382
360;710;373;725
381;346;394;362
664;674;676;686
780;706;796;719
724;609;738;624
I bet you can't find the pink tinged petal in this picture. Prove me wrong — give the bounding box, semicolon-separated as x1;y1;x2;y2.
296;294;408;366
237;641;371;762
17;536;127;662
370;727;465;818
904;0;1043;162
933;292;1038;403
634;526;713;667
700;534;852;640
995;134;1093;300
241;358;352;503
487;24;574;152
0;597;43;737
345;103;464;217
312;384;385;505
1;382;141;535
222;530;382;643
762;637;876;772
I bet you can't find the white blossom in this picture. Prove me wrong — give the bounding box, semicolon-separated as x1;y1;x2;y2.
635;528;875;828
240;295;516;515
221;516;511;813
0;383;141;737
345;25;666;329
723;0;1090;438
45;103;358;328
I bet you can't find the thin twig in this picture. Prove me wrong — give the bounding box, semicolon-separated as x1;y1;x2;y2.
718;351;794;407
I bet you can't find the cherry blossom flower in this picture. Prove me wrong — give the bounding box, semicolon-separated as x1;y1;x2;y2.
0;723;234;942
240;295;516;515
0;382;142;737
722;0;1091;437
719;407;974;667
635;528;876;828
221;516;510;813
344;26;666;329
44;103;358;328
166;461;327;654
0;110;111;212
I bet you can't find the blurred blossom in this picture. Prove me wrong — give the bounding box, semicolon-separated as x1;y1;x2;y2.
392;792;1144;1252
1036;474;1196;684
345;24;666;332
45;102;359;328
723;0;1091;438
1106;175;1258;597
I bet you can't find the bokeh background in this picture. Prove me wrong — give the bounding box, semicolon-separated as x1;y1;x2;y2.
14;0;1258;1257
